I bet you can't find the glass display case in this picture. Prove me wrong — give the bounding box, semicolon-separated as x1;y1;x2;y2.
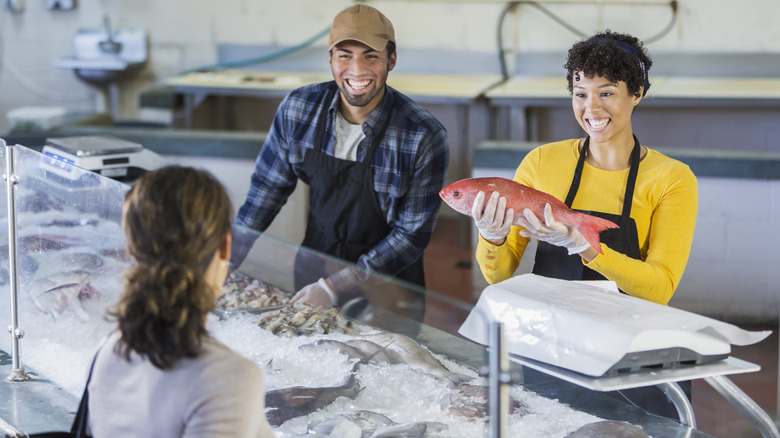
0;143;715;437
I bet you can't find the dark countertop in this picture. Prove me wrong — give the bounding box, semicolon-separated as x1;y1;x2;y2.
3;115;266;160
475;141;780;180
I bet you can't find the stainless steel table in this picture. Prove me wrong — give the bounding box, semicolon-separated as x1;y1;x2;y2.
486;75;780;141
166;69;502;186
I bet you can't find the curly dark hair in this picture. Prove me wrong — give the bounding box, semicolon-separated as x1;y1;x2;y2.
565;30;652;98
110;166;233;370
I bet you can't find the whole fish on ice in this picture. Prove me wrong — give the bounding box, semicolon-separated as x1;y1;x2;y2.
298;339;376;364
308;410;394;435
27;269;99;321
298;339;402;366
0;253;38;285
0;234;83;284
265;363;362;426
307;411;448;438
360;332;475;386
439;177;618;254
300;335;475;385
369;422;447;437
564;420;649;437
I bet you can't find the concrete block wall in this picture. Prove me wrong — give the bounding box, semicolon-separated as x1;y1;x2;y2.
672;177;780;323
3;1;780;134
515;105;780;154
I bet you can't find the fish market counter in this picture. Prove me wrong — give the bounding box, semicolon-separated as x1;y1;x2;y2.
0;143;715;437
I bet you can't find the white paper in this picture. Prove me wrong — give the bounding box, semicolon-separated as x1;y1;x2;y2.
459;274;771;377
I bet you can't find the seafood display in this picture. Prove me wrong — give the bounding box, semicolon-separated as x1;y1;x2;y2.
289;333;528;428
439;177;618;254
258;303;360;336
0;149;685;438
216;270;291;312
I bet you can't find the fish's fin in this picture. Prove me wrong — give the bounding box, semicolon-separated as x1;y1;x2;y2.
359;339;396;365
576;215;619;255
448;373;477;386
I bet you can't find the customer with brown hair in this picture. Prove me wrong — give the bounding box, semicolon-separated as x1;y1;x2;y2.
87;166;274;437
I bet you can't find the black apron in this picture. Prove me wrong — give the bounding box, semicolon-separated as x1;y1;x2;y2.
532;136;641;281
293;90;425;324
531;136;690;420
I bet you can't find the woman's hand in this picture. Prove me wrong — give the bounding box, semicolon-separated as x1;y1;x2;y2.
472;191;514;245
518;203;591;255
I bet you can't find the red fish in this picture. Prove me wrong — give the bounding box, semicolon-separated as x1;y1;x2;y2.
439;177;618;254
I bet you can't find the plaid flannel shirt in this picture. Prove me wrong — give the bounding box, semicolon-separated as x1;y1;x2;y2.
236;81;449;293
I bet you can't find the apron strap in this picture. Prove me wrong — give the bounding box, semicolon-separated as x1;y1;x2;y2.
564;136;641;223
313;86;338;154
621;135;641;220
564;138;588;207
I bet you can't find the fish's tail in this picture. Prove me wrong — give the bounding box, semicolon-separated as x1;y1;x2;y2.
576;215;619;255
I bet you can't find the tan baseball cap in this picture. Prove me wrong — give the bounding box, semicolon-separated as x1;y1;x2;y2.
329;5;395;52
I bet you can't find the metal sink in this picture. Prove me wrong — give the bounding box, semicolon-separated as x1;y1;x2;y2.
54;18;148;86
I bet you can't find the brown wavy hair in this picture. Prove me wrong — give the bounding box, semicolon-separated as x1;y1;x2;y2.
565;30;652;98
110;166;233;369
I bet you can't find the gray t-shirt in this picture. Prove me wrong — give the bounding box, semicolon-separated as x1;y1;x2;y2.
333;110;365;161
88;331;274;438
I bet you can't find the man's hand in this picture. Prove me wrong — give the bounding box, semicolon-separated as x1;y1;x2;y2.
290;278;338;308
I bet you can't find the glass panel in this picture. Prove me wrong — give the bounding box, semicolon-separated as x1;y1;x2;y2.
0;144;130;394
229;222;468;339
0;144;708;437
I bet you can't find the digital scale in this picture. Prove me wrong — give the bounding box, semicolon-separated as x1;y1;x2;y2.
41;135;165;182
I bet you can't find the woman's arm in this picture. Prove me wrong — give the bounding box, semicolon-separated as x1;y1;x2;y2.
586;165;698;304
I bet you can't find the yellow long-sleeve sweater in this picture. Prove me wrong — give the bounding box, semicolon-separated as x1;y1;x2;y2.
476;139;698;305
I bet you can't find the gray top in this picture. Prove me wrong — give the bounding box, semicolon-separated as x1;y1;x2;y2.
88;331;274;438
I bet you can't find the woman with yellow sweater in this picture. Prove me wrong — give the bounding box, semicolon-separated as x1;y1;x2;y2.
474;31;697;306
472;30;698;420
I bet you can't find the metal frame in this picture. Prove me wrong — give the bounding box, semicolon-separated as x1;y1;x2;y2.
3;139;31;382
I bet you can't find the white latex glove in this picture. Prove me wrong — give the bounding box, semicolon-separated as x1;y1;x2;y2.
518;203;591;255
472;191;515;241
290;278;338;309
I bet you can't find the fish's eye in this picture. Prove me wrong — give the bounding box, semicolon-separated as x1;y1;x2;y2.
453;191;460;198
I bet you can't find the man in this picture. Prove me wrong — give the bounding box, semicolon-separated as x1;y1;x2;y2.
235;5;449;322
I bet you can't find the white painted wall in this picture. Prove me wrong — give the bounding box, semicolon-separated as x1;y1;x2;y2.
2;1;780;133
